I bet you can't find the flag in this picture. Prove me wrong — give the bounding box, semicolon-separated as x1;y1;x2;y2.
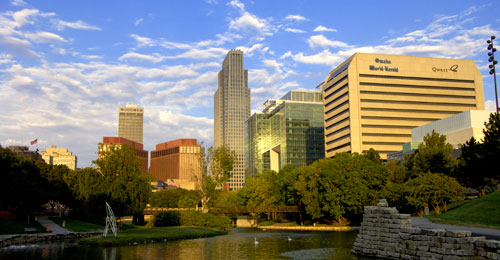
30;139;38;145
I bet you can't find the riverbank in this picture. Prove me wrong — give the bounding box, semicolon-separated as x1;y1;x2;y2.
258;225;359;232
78;226;227;246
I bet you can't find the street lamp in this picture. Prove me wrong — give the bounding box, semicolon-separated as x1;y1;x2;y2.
487;36;499;112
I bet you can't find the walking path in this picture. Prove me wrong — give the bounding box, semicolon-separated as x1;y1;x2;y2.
412;217;500;240
37;216;71;234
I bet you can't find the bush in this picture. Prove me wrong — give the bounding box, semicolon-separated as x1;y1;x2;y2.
150;211;231;231
153;211;180;227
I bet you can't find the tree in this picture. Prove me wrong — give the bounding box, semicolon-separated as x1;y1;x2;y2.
93;144;152;224
457;112;500;195
242;170;281;207
405;130;457;177
363;148;383;165
199;145;235;213
0;148;48;219
402;173;464;214
295;153;388;223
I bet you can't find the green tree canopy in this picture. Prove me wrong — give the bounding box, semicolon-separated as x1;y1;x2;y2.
295;153;388;222
405;130;457;177
402;172;464;214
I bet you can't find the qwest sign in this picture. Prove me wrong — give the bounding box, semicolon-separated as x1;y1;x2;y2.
369;58;399;72
432;64;458;73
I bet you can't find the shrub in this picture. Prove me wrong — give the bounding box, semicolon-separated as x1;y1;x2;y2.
150;211;231;230
180;211;231;231
153;211;180;227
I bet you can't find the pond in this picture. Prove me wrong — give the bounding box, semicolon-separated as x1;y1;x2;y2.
0;228;373;259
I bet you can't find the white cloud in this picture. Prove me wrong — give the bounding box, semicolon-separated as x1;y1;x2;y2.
292;49;346;66
55;19;101;31
11;0;27;7
307;35;350;49
279;81;299;90
284;14;307;21
280;51;292;59
313;25;336;32
284;28;306;33
130;34;156;47
134;18;144;26
229;11;274;36
118;52;165;63
484;99;499;111
227;0;244;11
136;65;198;79
24;31;66;43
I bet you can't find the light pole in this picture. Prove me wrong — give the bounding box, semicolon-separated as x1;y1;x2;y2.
487;36;498;112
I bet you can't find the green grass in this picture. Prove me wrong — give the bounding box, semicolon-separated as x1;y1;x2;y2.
0;219;46;234
258;220;277;226
426;190;500;229
49;217;103;232
78;226;227;246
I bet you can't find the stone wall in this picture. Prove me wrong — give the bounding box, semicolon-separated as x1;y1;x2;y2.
0;232;100;248
352;199;500;259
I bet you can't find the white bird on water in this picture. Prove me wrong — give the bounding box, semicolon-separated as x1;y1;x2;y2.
254;237;259;245
287;236;292;241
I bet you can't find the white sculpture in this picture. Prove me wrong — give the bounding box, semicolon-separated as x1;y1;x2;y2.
103;202;117;237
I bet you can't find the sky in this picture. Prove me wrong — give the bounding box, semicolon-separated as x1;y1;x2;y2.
1;0;499;168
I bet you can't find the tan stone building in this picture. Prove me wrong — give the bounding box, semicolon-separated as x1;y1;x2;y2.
41;145;77;170
118;104;144;144
150;139;201;190
214;50;250;190
322;53;485;159
98;137;148;174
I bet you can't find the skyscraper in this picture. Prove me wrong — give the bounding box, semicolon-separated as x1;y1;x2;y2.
214;49;250;190
118;104;144;144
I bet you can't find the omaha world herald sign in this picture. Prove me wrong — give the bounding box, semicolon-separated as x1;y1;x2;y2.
369;58;399;72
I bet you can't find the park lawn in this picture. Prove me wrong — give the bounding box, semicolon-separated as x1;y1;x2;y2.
426;190;500;229
78;226;227;246
49;217;103;232
0;219;46;234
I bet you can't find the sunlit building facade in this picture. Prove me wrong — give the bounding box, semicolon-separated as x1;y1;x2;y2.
150;139;201;190
41;145;77;170
214;49;250;190
118;104;144;144
246;90;324;178
322;53;485;160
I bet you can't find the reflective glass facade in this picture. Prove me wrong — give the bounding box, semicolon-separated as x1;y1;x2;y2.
245;90;324;178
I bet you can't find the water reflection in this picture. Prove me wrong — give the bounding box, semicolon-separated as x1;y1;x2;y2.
0;228;372;259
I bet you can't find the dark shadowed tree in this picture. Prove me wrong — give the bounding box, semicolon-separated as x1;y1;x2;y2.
93;144;152;224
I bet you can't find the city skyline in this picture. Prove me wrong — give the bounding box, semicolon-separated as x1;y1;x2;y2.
0;0;499;167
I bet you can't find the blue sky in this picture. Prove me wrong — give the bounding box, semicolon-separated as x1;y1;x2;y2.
1;0;499;168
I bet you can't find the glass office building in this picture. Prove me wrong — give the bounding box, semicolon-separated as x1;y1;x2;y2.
245;90;324;178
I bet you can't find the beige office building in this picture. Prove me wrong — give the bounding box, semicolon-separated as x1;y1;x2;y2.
118;104;144;144
214;49;250;190
41;145;77;170
322;53;485;159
